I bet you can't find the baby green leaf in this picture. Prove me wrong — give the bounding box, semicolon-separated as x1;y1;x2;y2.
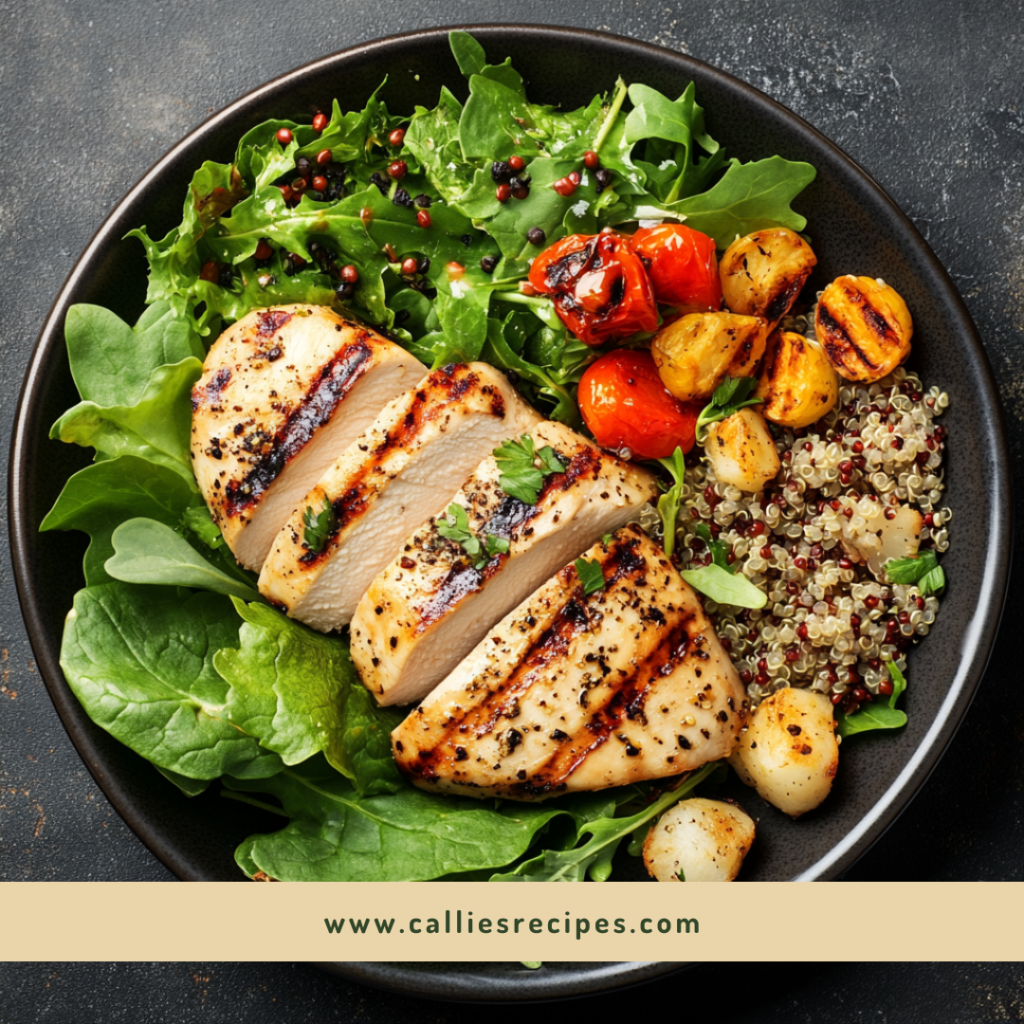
105;518;259;601
693;521;733;573
655;446;686;557
836;657;909;738
884;549;946;596
493;435;566;504
680;563;767;609
695;376;763;443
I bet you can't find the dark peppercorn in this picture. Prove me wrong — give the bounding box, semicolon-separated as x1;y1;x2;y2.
414;193;432;208
491;160;512;182
334;281;354;301
217;265;233;288
295;156;313;181
394;309;410;325
392;188;414;208
527;227;546;246
417;257;431;274
460;233;474;247
509;175;530;199
369;172;390;195
594;167;613;193
480;254;498;274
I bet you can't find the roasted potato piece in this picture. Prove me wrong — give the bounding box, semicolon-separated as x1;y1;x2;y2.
735;687;839;818
704;408;780;493
719;228;817;329
755;329;839;429
643;798;756;883
815;275;913;382
652;311;766;403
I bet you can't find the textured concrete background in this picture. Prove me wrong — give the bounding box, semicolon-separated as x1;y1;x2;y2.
2;0;1022;1019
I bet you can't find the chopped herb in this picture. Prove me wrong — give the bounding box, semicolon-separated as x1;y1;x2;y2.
655;446;686;557
437;503;507;569
884;549;946;595
493;434;566;505
601;532;614;546
675;867;686;882
694;376;763;443
302;498;336;554
575;557;606;596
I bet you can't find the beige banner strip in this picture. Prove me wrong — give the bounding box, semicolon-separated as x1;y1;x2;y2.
5;882;1024;961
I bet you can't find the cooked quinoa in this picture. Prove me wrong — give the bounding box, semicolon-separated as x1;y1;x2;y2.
642;353;950;717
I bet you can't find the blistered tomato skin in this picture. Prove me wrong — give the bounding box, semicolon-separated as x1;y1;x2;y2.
632;224;722;311
578;349;700;459
528;233;659;346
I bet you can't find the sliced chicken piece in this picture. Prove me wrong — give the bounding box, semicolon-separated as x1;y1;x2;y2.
392;526;748;799
257;362;543;631
191;304;424;571
351;422;657;707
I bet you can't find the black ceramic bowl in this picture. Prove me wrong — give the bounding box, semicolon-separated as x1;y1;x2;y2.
8;24;1012;1000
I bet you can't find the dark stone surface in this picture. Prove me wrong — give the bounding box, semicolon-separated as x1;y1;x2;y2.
1;0;1021;1019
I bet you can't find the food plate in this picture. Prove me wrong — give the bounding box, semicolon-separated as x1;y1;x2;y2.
8;23;1011;997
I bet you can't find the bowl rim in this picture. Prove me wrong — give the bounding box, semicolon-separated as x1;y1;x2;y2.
7;20;1013;999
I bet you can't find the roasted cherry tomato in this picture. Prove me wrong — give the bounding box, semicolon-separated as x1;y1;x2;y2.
528;232;659;346
578;348;699;459
631;224;722;311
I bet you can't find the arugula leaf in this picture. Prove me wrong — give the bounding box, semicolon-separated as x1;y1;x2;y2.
105;518;259;601
493;435;566;504
655;446;686;558
884;549;946;596
681;563;767;608
60;583;280;781
303;499;337;555
491;761;718;882
50;357;203;483
837;657;909;738
213;601;404;794
695;376;763;443
40;456;200;586
574;558;606;596
225;756;566;881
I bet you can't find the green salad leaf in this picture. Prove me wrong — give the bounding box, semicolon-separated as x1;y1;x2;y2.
884;549;946;596
60;584;280;781
225;757;566;882
681;563;767;609
214;602;404;795
838;658;909;738
655;446;686;558
695;376;763;443
105;518;259;601
40;456;200;586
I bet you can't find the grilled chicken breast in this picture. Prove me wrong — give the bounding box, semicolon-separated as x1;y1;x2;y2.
392;526;747;799
191;304;424;571
258;362;543;631
351;422;657;707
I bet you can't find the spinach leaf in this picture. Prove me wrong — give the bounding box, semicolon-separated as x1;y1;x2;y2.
60;583;280;780
156;765;211;797
449;31;525;95
681;562;767;609
105;518;259;601
225;756;565;881
40;456;200;586
491;761;718;882
404;87;475;204
50;356;203;483
65;301;202;407
214;601;404;795
670;156;817;248
655;446;686;557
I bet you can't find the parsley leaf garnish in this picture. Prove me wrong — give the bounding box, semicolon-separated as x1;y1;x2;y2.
884;549;946;596
493;435;566;505
694;377;763;443
574;557;606;596
302;498;336;554
437;503;509;569
655;446;686;557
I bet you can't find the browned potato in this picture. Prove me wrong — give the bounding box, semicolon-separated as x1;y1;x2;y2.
704;408;780;493
755;329;839;429
734;687;839;818
643;798;756;882
815;275;913;382
719;228;817;330
652;311;766;403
